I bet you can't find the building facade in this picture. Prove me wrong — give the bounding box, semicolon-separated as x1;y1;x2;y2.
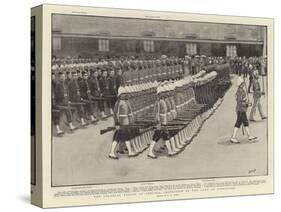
52;15;266;58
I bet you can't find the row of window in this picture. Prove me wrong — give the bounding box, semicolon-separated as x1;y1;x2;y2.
185;43;197;55
226;45;237;57
53;38;236;56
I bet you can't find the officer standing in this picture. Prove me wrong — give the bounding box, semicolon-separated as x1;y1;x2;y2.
230;77;257;143
249;70;267;121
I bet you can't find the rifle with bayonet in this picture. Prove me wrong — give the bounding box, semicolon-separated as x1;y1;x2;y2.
100;123;154;135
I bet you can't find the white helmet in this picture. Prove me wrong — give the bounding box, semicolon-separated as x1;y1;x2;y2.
118;86;126;96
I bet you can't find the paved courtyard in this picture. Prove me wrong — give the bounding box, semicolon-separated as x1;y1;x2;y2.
52;76;268;186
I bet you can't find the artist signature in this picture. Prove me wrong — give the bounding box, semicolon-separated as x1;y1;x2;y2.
248;169;256;174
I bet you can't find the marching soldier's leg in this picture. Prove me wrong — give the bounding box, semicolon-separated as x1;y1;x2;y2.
144;132;150;145
109;141;119;159
178;130;184;144
99;100;107;119
108;99;114;116
65;109;77;131
140;133;146;148
180;129;187;144
87;103;97;123
136;136;144;151
165;140;176;156
148;130;160;159
188;119;195;136
53;110;64;136
134;130;143;152
77;105;87;126
169;135;180;153
125;140;137;157
175;133;184;149
148;131;153;144
164;131;177;156
109;131;119;159
186;124;193;141
131;138;141;154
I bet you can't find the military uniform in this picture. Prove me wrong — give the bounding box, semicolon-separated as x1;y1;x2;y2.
68;78;87;124
109;88;137;159
249;74;266;120
234;86;249;128
78;76;97;122
108;75;117;110
53;80;74;126
88;75;104;116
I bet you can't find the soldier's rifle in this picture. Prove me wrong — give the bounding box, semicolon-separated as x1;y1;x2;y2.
56;105;76;111
100;123;152;135
100;122;186;135
69;102;86;106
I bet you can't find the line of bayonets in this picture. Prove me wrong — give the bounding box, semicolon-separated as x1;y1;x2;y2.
100;103;206;135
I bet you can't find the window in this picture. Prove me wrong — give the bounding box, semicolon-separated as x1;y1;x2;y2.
144;40;154;52
98;39;109;52
53;37;61;51
226;45;237;57
186;43;197;55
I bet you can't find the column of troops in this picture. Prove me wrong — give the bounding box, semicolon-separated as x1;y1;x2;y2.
51;54;231;159
107;69;229;159
51;55;226;136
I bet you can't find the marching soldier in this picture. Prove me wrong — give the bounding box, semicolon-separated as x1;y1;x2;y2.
163;84;181;153
54;72;77;131
147;85;177;159
68;71;87;127
109;86;138;159
52;73;64;136
230;77;257;143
